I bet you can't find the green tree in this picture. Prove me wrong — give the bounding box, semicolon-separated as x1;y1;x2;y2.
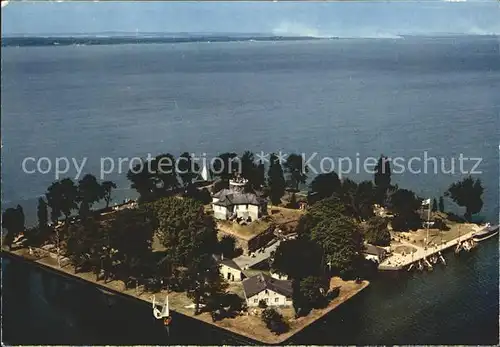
2;205;25;248
255;160;266;190
389;189;422;231
305;207;364;277
432;198;438;213
339;179;375;222
37;197;49;231
218;235;237;259
109;208;156;283
445;176;484;221
46;178;79;223
299;276;329;309
66;219;96;272
284;153;308;191
296;196;347;236
438;196;445;213
101;181;117;208
186;253;228;314
309;172;341;201
152;153;179;192
296;196;364;277
147;197;218;266
178;152;200;187
78;174;104;218
271;238;323;280
364;216;391;247
212;152;239;181
127;159;156;202
374;155;391;205
267;153;286;205
261;308;289;335
240;151;258;189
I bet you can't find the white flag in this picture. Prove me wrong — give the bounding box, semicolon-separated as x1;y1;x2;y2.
421;198;431;206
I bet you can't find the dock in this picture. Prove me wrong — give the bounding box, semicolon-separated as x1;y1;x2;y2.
378;225;479;271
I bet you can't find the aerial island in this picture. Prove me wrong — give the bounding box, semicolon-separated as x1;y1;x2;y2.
2;151;488;344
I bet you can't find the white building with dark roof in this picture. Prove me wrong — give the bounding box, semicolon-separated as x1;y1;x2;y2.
242;273;293;307
212;178;267;221
213;254;245;282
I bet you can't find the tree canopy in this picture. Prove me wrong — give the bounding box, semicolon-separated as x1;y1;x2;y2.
2;205;25;247
309;172;341;201
297;197;364;278
78;174;104;218
109;208;156;281
240;151;263;190
151;153;180;192
338;179;375;222
37;198;48;231
146;197;218;266
261;307;289;335
284;153;308;191
178;152;200;187
298;276;329;310
218;235;238;259
364;216;391;247
101;181;117;208
374;155;391;205
309;214;364;277
271;238;323;280
267;153;286;205
212;152;239;181
445;176;484;221
46;178;79;222
127;159;156;202
388;188;422;231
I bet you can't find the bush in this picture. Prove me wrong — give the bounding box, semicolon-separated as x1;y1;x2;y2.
261;308;289;335
258;299;268;309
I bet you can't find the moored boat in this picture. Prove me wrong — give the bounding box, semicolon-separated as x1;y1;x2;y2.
472;223;499;242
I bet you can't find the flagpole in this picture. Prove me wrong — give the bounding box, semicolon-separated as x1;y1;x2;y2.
427;199;431;244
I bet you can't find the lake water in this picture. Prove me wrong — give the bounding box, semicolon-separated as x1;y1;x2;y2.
1;36;499;344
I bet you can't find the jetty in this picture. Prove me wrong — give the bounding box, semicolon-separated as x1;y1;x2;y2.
379;223;479;271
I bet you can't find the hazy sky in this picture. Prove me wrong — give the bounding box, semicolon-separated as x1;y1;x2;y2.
2;1;500;37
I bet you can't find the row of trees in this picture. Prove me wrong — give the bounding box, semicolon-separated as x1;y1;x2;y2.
126;151;484;224
125;150;309;205
43;175;117;225
64;196;231;315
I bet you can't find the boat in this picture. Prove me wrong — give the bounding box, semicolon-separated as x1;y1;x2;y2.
472;223;499;242
417;261;424;271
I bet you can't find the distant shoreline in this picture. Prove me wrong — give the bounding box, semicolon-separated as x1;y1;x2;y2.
1;35;332;48
2;33;498;48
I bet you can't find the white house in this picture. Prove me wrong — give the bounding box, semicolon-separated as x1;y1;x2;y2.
242;273;293;307
213;254;244;282
212;179;267;221
363;244;388;263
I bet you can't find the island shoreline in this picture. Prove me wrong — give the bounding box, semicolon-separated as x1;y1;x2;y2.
2;249;369;345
